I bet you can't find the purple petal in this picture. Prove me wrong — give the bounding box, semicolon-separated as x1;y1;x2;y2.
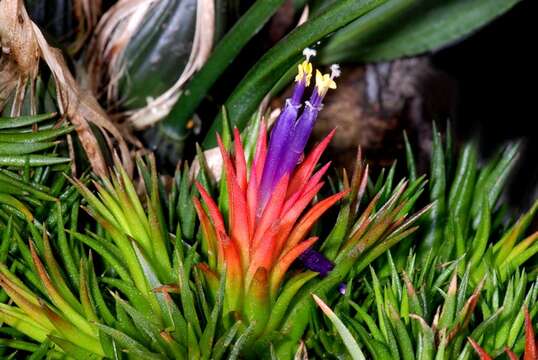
274;101;321;182
257;100;298;210
291;78;307;105
309;89;323;108
257;77;307;211
299;248;334;277
338;283;347;295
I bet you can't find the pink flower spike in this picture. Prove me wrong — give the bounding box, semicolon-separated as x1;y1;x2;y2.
246;166;259;241
218;133;250;267
282;162;331;215
247;222;280;287
233;128;248;193
192;197;218;267
219;230;243;311
287;129;335;196
252;174;289;251
195;182;225;235
253;120;267;186
275;182;325;256
303;162;332;195
284;190;348;253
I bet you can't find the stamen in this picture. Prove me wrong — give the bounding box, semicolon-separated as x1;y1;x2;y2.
330;64;341;79
294;48;316;86
314;70;337;97
285;98;301;109
302;47;317;60
295;61;313;86
305;100;322;112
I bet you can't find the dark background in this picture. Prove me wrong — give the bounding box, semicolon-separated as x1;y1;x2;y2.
432;0;537;210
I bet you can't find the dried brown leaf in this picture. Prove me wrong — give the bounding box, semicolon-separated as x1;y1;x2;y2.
0;0;39;115
0;0;132;176
32;23;132;176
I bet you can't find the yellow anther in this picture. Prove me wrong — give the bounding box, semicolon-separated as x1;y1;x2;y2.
315;70;337;96
295;60;313;86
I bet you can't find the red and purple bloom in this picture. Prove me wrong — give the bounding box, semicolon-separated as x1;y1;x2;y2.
194;53;344;321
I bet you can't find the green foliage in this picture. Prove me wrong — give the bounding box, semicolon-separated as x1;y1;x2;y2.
0;154;252;359
313;294;366;360
1;3;531;357
0;108;536;360
312;253;537;359
303;129;538;359
321;0;522;63
402;126;538;288
0;113;71;167
2;120;536;359
0;113;73;242
0;113;431;359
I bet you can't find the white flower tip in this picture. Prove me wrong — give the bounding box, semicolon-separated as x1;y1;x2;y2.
303;48;317;60
330;64;341;79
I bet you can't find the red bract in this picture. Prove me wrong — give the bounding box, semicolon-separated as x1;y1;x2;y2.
195;126;346;310
468;337;493;360
525;307;537;360
470;307;538;360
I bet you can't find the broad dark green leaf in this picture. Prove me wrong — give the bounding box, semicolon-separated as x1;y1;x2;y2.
322;0;521;63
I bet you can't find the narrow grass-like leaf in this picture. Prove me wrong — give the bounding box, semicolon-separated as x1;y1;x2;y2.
0;113;57;129
95;323;165;360
0;126;73;143
200;272;226;360
0;141;58;155
313;294;366;360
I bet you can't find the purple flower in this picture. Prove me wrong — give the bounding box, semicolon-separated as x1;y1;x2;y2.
274;101;320;184
257;96;300;210
257;57;312;210
299;248;334;277
258;61;339;212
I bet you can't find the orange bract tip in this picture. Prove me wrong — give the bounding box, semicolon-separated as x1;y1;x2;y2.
525;307;537;360
468;338;493;360
195;182;226;235
285;190;348;252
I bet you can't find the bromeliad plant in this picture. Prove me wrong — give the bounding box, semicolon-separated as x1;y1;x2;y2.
0;5;536;355
0;133;534;359
404;127;538;287
0;56;432;358
192;56;433;357
193;56;345;337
